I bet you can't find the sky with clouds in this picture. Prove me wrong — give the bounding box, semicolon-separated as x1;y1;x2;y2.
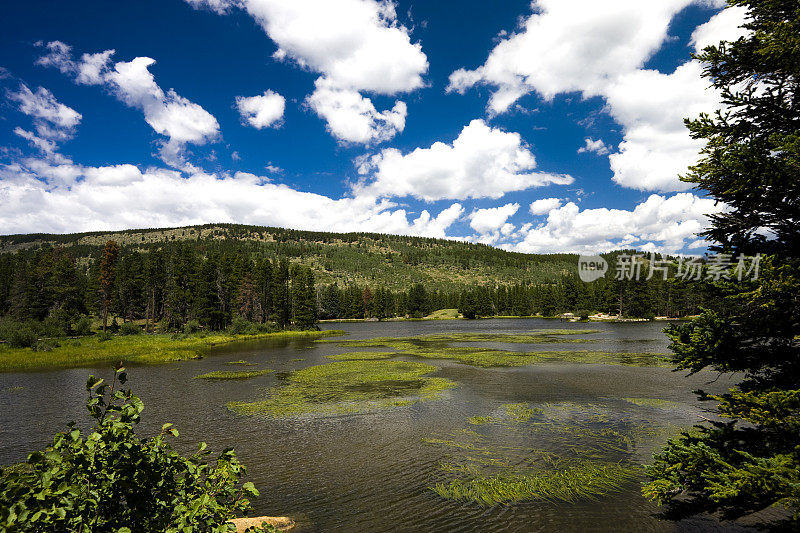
0;0;748;254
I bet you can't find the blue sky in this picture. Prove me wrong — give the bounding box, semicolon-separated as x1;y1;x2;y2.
0;0;748;253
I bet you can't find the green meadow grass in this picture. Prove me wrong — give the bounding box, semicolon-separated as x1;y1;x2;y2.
228;359;456;418
193;369;273;380
0;330;343;373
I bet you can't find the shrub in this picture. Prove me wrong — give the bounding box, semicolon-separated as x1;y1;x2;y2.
119;322;142;336
1;321;39;349
0;366;269;532
228;318;269;336
73;315;93;336
184;320;202;334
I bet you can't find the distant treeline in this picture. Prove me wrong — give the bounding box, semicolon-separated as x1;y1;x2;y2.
0;238;715;343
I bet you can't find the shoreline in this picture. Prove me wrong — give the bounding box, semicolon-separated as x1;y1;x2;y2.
319;315;691;324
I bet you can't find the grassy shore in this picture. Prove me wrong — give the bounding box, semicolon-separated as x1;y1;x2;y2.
0;330;343;373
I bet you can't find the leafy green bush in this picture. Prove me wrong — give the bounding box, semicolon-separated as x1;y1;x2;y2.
119;321;142;336
0;320;39;349
184;319;202;334
73;315;93;336
0;366;268;532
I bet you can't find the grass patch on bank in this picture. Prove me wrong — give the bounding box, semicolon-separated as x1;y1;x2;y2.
0;329;343;373
425;309;461;320
194;369;273;380
228;359;456;418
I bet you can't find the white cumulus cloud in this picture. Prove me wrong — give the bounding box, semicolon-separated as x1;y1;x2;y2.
512;193;724;254
529;197;562;215
37;41;220;168
577;138;609;156
447;1;749;192
236;90;286;129
469;202;519;235
355;119;573;201
184;0;428;144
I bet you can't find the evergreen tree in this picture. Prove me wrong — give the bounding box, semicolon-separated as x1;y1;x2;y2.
98;241;120;332
272;259;291;328
644;1;800;525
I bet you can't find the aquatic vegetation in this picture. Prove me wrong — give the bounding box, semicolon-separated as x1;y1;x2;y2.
193;370;274;380
320;332;671;368
288;358;306;362
501;403;542;423
621;397;680;409
325;351;395;361
0;329;343;373
430;460;641;505
226;360;258;366
467;416;497;425
425;400;666;506
228;360;456;418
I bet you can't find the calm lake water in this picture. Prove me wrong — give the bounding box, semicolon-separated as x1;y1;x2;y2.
0;319;749;532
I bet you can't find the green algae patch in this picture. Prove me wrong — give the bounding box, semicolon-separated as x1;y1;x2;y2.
401;347;671;368
228;360;456;418
226;360;258;366
194;369;273;380
622;397;680;409
0;329;343;373
501;403;542;423
425;400;668;506
430;460;640;505
319;332;670;369
325;351;395;361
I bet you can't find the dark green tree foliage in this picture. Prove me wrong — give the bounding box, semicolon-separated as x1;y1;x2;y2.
291;265;317;330
271;259;291;328
0;367;264;532
406;283;428;318
644;1;800;525
98;240;120;332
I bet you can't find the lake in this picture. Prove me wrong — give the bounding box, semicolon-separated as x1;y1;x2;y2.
0;319;748;532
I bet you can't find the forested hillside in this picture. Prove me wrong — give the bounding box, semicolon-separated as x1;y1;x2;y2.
0;224;715;342
0;224;575;291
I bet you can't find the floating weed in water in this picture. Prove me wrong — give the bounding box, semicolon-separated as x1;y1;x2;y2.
288;358;306;362
430;460;641;506
228;360;456;418
225;360;258;366
424;400;666;506
319;334;670;368
621;397;680;409
468;416;497;425
5;386;24;392
500;403;542;423
194;370;274;380
325;351;395;361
